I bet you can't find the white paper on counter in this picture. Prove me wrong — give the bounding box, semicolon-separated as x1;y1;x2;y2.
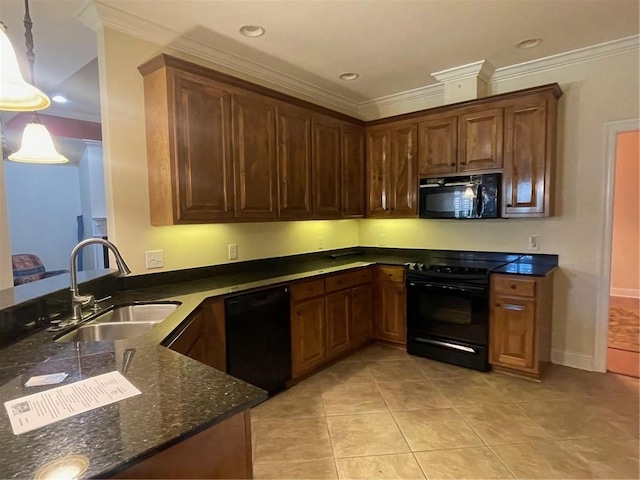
24;373;68;387
4;371;141;435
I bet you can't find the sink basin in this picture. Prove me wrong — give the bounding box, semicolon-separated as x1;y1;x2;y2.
55;302;180;343
92;303;180;324
56;321;160;342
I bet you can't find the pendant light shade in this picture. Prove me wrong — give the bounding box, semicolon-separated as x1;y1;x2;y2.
8;122;68;163
0;28;50;111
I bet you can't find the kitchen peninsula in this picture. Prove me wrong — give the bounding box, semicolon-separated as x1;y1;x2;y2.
0;247;556;478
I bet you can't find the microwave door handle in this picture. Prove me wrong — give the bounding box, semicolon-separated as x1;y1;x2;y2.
476;185;484;218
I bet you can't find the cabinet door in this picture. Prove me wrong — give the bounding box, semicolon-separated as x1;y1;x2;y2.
390;124;418;216
375;282;406;345
458;108;503;172
342;125;365;218
312;117;342;218
276;104;312;219
503;100;549;217
325;291;351;360
291;297;326;377
366;129;391;217
351;284;373;348
418;116;458;177
490;295;536;369
232;93;278;219
174;72;234;222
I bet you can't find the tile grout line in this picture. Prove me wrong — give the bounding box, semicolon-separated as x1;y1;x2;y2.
317;376;341;479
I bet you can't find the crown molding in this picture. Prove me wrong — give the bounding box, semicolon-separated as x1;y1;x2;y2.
79;0;639;121
44;105;102;124
432;59;495;84
80;0;361;117
357;84;443;120
492;35;639;82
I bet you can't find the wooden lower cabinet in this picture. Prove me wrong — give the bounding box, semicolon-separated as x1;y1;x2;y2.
291;296;327;377
351;284;373;347
112;410;252;479
290;268;374;378
489;273;554;379
325;290;351;360
373;266;407;346
167;299;226;371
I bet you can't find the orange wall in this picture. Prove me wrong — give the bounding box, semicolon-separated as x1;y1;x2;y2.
611;130;640;293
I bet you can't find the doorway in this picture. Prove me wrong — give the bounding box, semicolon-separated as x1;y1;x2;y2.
595;119;640;375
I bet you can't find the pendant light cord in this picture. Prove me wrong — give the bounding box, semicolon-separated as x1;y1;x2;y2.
22;0;40;123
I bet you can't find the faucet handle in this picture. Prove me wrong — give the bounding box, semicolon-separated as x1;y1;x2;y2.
92;295;112;313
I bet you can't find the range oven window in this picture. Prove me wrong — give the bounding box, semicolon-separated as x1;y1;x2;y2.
407;282;488;346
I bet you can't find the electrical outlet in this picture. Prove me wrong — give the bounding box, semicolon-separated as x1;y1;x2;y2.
528;235;540;251
145;250;164;269
317;236;325;250
378;233;386;246
228;244;238;260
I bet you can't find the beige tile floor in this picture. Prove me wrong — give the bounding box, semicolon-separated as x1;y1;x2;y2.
251;344;640;479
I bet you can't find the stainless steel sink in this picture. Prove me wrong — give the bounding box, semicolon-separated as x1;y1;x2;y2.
55;302;180;343
91;303;180;324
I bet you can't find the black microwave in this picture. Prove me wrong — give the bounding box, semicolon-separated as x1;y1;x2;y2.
419;173;501;219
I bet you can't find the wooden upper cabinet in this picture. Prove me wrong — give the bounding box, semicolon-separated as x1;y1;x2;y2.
276;104;312;219
139;64;236;225
418;116;458;176
366;129;391;217
232;92;278;219
390;124;418;216
458;107;504;172
342;125;366;217
312;116;342;218
503;97;554;217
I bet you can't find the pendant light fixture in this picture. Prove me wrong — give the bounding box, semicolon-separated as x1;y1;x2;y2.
5;0;68;164
0;23;50;111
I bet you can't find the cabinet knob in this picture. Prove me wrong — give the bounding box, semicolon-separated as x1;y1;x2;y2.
449;163;456;167
296;311;301;316
460;161;467;165
506;204;512;207
510;284;516;289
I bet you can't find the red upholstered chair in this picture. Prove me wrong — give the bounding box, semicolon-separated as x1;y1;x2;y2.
11;254;69;286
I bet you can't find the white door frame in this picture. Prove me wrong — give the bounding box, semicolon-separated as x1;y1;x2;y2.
594;118;639;372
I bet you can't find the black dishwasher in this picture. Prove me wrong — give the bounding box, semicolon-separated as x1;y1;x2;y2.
225;286;291;394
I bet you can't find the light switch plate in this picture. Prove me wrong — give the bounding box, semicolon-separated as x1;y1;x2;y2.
528;235;540;251
145;250;164;269
228;244;238;260
317;236;325;250
378;233;386;246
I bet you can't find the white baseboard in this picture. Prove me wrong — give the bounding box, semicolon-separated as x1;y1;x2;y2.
610;288;640;298
551;349;596;371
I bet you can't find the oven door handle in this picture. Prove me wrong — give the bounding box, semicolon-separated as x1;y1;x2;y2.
414;337;477;354
408;282;485;294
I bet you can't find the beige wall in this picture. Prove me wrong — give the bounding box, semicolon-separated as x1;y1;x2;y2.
97;28;359;275
360;50;640;366
98;27;639;367
611;130;640;293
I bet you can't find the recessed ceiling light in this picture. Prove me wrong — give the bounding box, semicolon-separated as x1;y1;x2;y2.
339;72;359;81
516;38;543;49
239;25;265;38
51;95;68;103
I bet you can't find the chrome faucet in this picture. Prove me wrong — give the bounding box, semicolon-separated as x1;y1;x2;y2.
68;238;131;322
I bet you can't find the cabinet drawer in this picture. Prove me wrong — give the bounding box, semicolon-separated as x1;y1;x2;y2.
326;268;373;292
291;279;326;302
375;266;405;283
493;275;536;297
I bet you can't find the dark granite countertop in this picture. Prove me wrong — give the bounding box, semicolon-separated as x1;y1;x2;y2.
0;248;558;478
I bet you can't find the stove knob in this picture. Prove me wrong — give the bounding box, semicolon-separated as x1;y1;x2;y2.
418;263;426;271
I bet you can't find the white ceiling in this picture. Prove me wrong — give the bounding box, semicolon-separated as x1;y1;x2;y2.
0;0;639;121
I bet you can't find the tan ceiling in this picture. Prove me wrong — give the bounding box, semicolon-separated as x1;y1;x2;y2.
0;0;638;120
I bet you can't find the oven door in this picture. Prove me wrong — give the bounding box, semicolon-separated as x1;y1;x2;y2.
406;279;489;370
